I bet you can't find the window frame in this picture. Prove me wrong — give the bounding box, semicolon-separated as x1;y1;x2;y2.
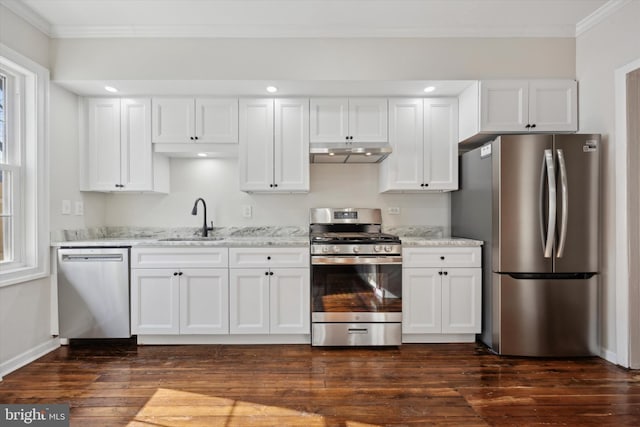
0;43;49;288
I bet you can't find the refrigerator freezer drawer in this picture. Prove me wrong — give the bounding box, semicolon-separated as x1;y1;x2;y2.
494;273;598;357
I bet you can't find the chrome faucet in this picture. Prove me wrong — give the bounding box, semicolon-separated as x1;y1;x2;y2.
191;198;214;237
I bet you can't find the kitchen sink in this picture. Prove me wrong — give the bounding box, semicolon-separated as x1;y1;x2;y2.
158;237;224;242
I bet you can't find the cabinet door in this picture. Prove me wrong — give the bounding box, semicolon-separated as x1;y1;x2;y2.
528;80;578;132
195;98;239;143
380;98;424;191
180;268;229;335
480;81;529;133
402;268;441;334
120;98;153;191
423;98;458;191
151;98;195;143
309;98;349;143
441;268;482;334
131;269;180;335
239;98;274;191
229;269;270;334
274;98;309;192
269;268;310;334
86;98;121;191
349;98;388;143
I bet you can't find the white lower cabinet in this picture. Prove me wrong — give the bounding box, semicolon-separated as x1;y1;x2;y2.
130;248;229;335
402;246;482;342
229;248;310;335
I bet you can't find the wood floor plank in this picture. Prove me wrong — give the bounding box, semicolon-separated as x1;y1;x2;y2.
1;342;639;426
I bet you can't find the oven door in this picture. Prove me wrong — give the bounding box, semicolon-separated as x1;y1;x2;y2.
311;255;402;322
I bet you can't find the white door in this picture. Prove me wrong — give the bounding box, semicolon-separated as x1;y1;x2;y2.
87;98;121;191
269;268;310;334
120;98;152;191
309;98;349;143
195;98;239;143
441;268;482;334
528;80;578;132
480;80;529;132
239;98;274;191
151;97;195;143
380;98;424;191
179;268;229;335
274;98;309;192
131;269;180;335
423;98;458;191
402;268;442;334
349;98;388;143
229;269;270;334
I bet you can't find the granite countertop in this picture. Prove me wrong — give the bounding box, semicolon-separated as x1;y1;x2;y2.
50;226;483;248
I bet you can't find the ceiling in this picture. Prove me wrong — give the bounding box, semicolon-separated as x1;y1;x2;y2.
2;0;615;39
1;0;623;97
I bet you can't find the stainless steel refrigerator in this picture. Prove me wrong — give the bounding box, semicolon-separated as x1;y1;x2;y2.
452;134;599;357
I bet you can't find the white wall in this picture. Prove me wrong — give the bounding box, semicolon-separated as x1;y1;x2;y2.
0;4;57;379
104;159;450;230
50;37;576;81
576;0;640;364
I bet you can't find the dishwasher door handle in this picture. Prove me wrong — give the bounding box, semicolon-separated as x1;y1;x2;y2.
61;254;124;262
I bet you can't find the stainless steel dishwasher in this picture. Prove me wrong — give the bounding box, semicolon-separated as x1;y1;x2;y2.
57;247;131;339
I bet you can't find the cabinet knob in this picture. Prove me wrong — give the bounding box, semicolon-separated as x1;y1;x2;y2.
173;272;178;276
190;136;195;140
270;271;274;276
269;184;274;188
194;136;199;140
179;272;183;276
349;136;354;140
267;256;272;260
265;271;269;276
274;184;278;188
438;271;443;276
531;124;536;128
443;271;448;276
440;256;445;260
525;124;531;128
424;183;429;187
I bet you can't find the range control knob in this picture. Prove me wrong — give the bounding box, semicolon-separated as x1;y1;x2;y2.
333;245;340;253
384;245;393;253
352;246;360;253
374;245;382;252
322;246;330;253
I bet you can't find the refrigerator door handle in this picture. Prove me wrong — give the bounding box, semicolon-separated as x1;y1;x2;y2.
542;149;556;258
556;149;569;258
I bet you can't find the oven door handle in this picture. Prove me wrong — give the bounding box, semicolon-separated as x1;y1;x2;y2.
312;256;402;265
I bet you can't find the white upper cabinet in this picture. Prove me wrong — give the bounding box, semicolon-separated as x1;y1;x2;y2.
239;98;309;193
379;98;458;192
310;97;388;143
82;97;169;193
459;79;578;143
152;97;239;143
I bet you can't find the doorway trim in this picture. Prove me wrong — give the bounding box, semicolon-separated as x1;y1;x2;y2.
614;57;640;368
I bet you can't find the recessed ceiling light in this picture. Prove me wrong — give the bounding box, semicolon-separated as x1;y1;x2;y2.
104;86;118;93
197;153;208;157
266;86;278;93
423;86;436;93
365;152;372;156
328;152;335;156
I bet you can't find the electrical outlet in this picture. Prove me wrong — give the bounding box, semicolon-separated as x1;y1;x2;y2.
61;200;71;215
388;207;401;215
74;201;84;216
242;205;253;218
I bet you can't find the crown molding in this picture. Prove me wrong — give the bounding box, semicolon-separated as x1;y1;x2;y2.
0;0;51;37
576;0;631;36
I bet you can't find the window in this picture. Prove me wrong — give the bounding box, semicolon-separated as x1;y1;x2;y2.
0;44;49;287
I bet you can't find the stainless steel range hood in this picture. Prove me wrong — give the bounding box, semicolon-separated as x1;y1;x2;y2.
310;143;392;163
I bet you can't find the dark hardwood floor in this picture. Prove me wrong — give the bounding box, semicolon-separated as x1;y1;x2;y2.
1;341;639;426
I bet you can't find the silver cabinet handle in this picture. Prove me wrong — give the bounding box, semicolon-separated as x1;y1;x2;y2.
556;149;569;258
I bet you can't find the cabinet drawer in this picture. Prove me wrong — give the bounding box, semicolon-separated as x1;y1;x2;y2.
131;247;228;268
403;247;480;268
229;247;309;268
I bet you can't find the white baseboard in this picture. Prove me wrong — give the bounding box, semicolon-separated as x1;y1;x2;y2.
601;347;620;367
0;338;60;380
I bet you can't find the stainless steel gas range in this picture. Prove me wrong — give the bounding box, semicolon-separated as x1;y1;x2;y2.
309;208;402;346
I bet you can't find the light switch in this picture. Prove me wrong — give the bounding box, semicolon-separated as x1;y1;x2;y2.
74;201;84;216
61;200;71;215
388;207;401;215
